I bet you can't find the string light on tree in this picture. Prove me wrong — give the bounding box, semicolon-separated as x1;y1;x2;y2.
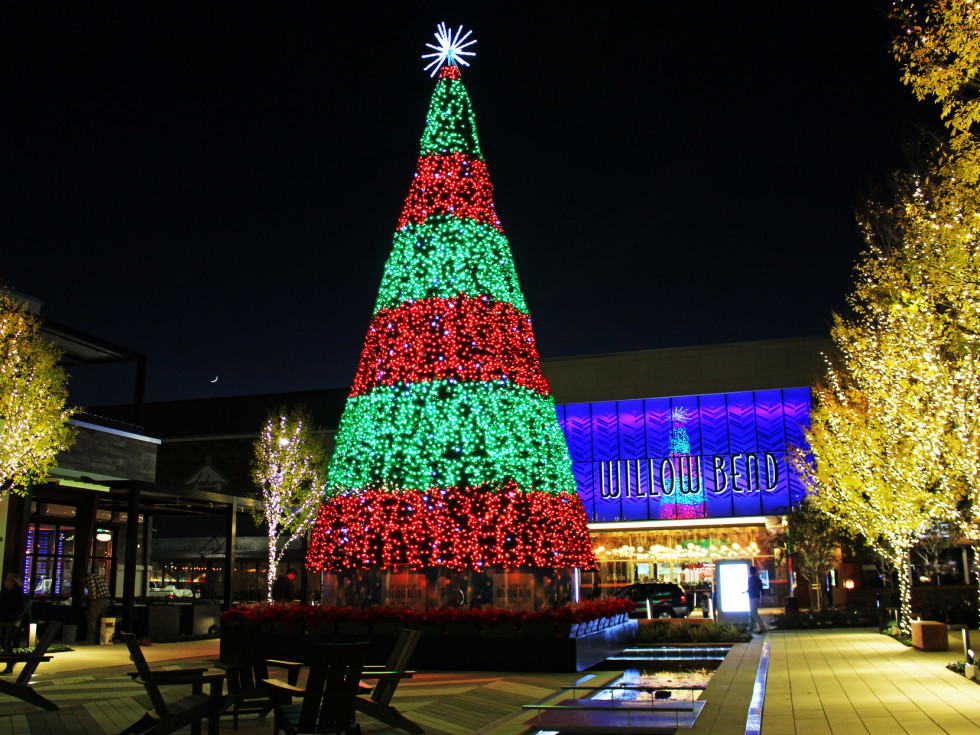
308;25;594;573
252;409;326;600
0;292;76;496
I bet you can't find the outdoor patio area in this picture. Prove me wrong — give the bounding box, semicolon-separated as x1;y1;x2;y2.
0;627;977;734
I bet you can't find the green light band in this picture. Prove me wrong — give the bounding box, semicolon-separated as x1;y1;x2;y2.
326;379;577;496
420;76;483;158
374;216;528;315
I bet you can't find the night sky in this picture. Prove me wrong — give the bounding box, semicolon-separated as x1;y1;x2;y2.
1;3;933;407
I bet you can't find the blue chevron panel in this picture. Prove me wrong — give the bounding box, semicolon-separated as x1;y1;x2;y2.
753;389;786;452
571;462;596;520
622;458;651;521
782;387;811;452
561;403;593;462
558;387;812;522
591;402;620;461
697;393;729;455
644;397;672;456
762;452;793;514
726;391;757;454
617;400;646;459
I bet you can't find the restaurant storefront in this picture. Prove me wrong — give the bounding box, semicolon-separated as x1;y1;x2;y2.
557;387;810;606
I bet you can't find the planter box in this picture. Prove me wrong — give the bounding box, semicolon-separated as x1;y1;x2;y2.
221;616;637;672
911;620;948;651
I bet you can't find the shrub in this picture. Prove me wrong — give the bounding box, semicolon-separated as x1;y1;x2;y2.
636;620;750;644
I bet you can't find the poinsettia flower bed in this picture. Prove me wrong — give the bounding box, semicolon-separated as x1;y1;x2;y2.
219;597;637;672
221;596;635;628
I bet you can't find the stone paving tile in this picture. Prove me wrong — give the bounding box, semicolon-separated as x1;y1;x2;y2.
766;628;980;735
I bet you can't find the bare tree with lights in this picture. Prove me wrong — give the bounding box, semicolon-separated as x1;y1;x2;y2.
251;408;327;602
0;291;76;495
770;497;843;612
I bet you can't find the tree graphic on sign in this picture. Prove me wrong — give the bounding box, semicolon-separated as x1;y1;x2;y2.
660;408;706;519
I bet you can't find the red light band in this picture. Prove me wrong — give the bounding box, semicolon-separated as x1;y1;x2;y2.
398;153;502;232
350;296;549;397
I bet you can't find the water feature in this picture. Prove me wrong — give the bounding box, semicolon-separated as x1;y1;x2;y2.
528;645;727;732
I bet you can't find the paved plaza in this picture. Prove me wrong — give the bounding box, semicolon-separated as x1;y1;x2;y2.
0;627;977;734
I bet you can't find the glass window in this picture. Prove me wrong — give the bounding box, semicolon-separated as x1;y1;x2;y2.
23;522;75;597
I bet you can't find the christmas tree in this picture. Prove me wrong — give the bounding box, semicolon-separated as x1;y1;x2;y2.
307;25;595;574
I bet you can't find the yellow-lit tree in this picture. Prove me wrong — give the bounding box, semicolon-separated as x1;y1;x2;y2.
894;0;980;182
0;292;76;496
891;2;980;541
801;287;957;633
251;408;326;601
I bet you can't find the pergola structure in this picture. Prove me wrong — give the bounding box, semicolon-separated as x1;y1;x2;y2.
7;477;262;636
103;480;262;633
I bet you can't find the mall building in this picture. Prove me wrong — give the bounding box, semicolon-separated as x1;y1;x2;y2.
95;334;830;608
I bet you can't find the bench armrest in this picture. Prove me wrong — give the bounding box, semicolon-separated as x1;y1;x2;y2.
263;678;305;696
134;671;223;686
266;659;303;669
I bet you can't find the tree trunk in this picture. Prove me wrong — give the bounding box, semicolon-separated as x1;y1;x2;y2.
267;530;280;603
896;549;913;635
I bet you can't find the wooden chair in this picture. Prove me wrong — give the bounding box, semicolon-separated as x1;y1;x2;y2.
219;622;303;728
265;641;367;735
119;632;227;735
0;620;62;710
355;628;423;734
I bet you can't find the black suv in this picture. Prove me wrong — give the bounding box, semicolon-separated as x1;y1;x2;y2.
615;582;691;619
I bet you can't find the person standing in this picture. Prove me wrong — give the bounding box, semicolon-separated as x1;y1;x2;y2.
84;572;110;644
0;575;25;674
747;567;767;634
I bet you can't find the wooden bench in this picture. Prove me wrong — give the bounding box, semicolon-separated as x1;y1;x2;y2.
120;632;227;735
0;620;62;710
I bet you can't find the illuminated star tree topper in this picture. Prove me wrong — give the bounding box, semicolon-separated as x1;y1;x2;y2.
422;22;477;77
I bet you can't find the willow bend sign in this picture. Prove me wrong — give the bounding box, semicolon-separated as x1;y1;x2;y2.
556;388;810;522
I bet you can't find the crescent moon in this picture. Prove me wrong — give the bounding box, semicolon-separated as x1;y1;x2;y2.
210;375;219;383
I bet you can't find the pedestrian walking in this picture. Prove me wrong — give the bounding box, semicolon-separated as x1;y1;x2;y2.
747;567;767;634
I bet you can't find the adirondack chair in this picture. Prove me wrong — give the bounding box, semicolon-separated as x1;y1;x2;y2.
265;641;367;735
119;632;227;735
0;620;62;710
355;628;423;734
219;622;303;728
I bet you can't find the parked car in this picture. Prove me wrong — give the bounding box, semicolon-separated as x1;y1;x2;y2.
615;582;691;618
147;581;197;598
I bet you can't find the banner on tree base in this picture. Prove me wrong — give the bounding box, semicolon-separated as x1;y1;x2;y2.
382;573;427;610
557;387;810;522
492;572;535;610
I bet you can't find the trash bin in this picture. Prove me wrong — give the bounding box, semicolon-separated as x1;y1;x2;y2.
100;618;116;645
62;624;77;644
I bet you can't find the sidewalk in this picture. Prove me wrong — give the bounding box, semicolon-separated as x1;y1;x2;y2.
763;628;980;735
